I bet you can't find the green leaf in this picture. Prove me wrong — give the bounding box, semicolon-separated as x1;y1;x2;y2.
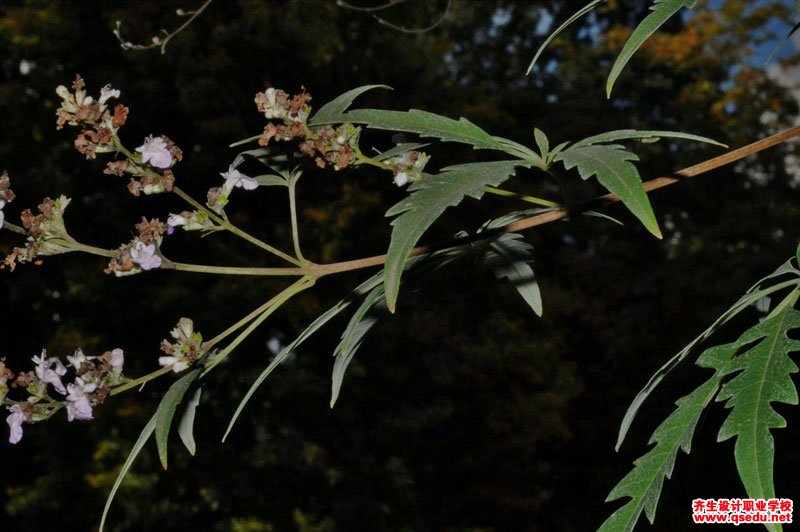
372;142;429;162
483;233;543;316
616;261;800;450
766;21;800;65
533;128;549;160
526;0;606;75
308;85;390;126
699;306;800;511
331;285;386;407
323;108;507;151
607;0;697;97
600;376;723;532
155;369;201;469
177;386;202;457
255;174;288;187
99;414;157;532
571;129;725;149
555;144;661;238
384;160;528;312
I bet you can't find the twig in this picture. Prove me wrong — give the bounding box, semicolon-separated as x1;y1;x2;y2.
114;0;215;54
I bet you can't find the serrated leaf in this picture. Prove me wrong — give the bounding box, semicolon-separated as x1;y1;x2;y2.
616;261;800;450
331;285;386;407
699;306;800;510
483;233;542;316
178;386;202;457
255;174;288;187
308;85;390;126
526;0;606;75
571;129;725;149
555;144;661;238
155;369;201;470
607;0;697;97
99;414;157;532
384;160;528;312
600;376;722;532
322;108;507;151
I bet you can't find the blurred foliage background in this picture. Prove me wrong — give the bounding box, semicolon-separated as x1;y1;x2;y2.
0;0;799;530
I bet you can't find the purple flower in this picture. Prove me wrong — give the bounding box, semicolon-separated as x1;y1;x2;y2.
65;378;96;421
221;166;258;192
32;351;67;395
0;199;5;229
130;240;162;270
166;213;186;235
135;135;173;169
67;347;90;370
6;404;25;444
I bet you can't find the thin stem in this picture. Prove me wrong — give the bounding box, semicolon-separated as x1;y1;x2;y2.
484;186;563;209
161;259;304;277
354;149;394;171
172;186;303;266
110;366;173;396
288;179;305;261
201;276;314;374
71;241;116;258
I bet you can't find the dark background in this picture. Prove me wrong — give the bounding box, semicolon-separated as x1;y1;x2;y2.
1;0;799;530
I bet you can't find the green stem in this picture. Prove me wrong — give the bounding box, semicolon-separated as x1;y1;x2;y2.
161;259;304;277
110;366;173;396
71;241;117;258
354;149;394;171
287;178;305;261
172;186;302;266
201;276;314;374
484;186;563;209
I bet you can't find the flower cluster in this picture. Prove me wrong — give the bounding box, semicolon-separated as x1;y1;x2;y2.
166;210;216;234
56;75;126;159
387;150;430;187
205;166;259;214
3;195;73;271
299;123;361;170
105;217;166;276
255;88;312;145
0;171;16;230
56;75;182;197
3;347;125;444
159;318;204;372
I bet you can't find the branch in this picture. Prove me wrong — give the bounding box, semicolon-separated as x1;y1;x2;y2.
113;0;215;54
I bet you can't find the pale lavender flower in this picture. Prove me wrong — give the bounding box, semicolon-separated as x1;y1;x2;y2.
67;347;89;370
6;404;25;444
65;378;96;421
0;199;5;229
166;213;186;235
158;355;190;373
99;84;121;105
32;351;67;395
135;135;173;169
393;172;409;187
130;240;162;270
221;166;258;192
109;348;124;374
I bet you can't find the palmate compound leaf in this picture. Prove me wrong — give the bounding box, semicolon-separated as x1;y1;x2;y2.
617;260;800;450
482;233;543;317
607;0;697;97
599;375;724;532
383;160;530;312
698;305;800;522
554;144;661;238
